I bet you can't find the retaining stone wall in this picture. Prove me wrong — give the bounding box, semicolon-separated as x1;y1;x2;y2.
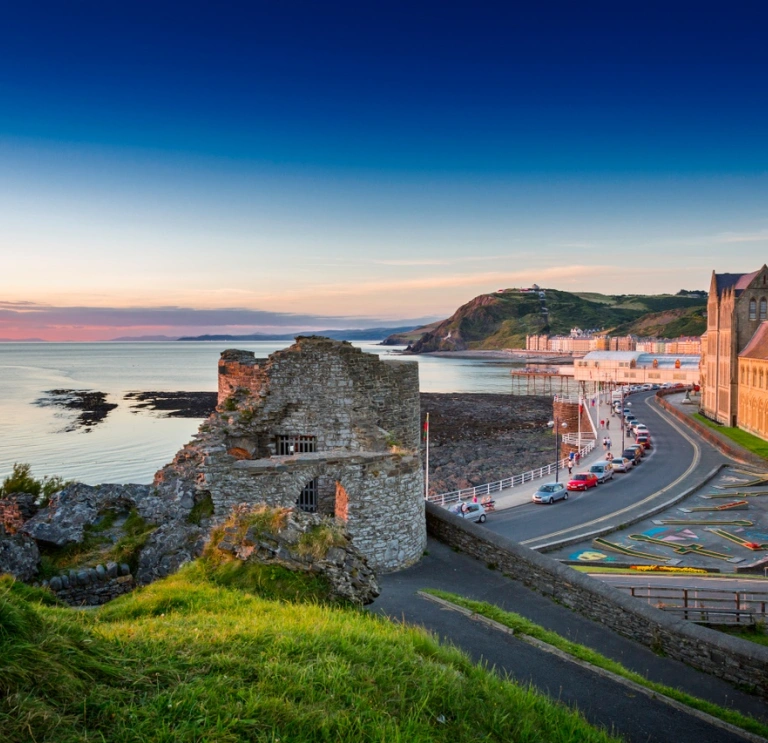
38;561;135;606
425;501;768;699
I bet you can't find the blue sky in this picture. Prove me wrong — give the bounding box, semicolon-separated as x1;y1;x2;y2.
1;1;767;339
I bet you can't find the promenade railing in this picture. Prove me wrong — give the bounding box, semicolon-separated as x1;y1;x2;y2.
428;438;596;506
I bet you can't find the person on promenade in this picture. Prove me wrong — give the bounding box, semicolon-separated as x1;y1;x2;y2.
567;461;573;475
472;494;478;503
606;436;612;450
606;419;610;430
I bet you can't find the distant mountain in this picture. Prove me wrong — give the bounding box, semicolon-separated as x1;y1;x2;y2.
108;335;181;341
0;337;47;342
392;289;706;353
178;327;420;342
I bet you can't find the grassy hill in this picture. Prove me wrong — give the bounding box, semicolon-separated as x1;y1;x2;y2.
0;568;619;743
398;290;705;352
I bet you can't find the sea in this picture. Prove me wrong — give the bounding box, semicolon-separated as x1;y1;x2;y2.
0;341;528;485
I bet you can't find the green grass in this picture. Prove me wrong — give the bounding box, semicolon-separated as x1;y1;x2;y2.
0;571;622;743
426;590;768;740
723;624;768;647
693;414;768;459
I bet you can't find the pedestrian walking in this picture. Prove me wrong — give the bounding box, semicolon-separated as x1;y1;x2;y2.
575;452;581;464
567;461;573;475
600;419;605;428
606;419;610;430
602;436;608;450
606;436;612;450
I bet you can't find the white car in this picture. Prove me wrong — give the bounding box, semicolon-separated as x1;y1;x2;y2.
449;502;487;523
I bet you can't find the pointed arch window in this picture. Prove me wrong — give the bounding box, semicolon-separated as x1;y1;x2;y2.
749;299;757;320
760;298;767;320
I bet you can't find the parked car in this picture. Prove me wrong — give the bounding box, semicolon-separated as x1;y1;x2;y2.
622;447;642;465
567;472;599;491
589;462;614;483
636;433;652;449
626;443;646;459
631;422;648;434
449;501;488;523
610;456;633;473
532;482;569;504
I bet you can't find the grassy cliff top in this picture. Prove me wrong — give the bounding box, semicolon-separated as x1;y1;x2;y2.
403;288;705;352
0;568;619;743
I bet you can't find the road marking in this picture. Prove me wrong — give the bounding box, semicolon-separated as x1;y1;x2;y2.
521;396;702;546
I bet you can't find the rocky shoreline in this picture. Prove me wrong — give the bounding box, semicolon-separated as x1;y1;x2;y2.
34;389;118;431
421;393;553;495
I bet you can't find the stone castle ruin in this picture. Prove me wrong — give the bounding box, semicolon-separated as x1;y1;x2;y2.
158;336;426;572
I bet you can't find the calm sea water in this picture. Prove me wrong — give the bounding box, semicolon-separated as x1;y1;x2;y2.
0;342;525;485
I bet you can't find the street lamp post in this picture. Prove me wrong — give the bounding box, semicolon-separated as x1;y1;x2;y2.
547;418;569;482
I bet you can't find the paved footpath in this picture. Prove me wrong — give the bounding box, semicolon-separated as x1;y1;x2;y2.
371;539;768;743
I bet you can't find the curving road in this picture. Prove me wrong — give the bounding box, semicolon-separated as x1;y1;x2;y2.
484;391;736;548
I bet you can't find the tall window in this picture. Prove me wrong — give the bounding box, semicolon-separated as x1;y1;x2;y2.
761;298;767;320
297;478;318;513
749;299;757;320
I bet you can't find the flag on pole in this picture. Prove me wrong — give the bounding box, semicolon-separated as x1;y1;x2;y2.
422;415;429;442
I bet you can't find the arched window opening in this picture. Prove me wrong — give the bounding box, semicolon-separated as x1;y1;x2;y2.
749;299;757;320
761;298;767;320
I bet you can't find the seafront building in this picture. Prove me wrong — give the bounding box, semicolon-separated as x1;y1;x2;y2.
526;333;700;356
700;266;768;431
572;351;700;387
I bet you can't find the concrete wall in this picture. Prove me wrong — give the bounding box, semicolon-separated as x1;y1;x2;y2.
425;501;768;699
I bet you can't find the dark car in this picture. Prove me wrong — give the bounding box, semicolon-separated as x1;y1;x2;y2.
622;448;642;465
626;443;646;459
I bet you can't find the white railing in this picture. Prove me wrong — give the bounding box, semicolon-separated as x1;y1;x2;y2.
562;432;595;446
428;438;596;506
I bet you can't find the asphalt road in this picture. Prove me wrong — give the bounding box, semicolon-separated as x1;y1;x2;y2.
484;392;736;548
372;540;768;743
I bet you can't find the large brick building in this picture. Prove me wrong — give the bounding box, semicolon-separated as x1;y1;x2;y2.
701;266;768;427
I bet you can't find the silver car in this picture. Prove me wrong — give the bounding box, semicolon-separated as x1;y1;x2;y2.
609;456;633;473
532;482;568;504
450;502;487;523
589;462;614;483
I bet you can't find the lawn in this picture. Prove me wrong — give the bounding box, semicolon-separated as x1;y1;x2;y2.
693;413;768;459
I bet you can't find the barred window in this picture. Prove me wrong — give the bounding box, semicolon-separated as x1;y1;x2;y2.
276;435;316;455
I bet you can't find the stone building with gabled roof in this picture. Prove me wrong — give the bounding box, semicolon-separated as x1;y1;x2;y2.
701;266;768;427
737;322;768;440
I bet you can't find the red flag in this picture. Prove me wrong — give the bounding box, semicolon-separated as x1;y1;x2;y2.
422;417;429;441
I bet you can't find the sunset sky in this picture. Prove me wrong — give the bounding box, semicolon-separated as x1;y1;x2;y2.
2;2;768;340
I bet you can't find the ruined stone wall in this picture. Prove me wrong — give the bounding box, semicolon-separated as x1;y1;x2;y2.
197;447;425;571
218;349;269;402
217;337;420;454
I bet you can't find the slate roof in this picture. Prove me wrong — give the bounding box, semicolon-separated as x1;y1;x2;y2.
739;322;768;360
714;271;758;296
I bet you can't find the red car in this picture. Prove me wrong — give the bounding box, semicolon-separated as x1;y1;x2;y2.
567;473;599;491
636;433;652;449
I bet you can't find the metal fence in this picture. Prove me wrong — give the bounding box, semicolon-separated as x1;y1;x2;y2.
615;584;768;625
428;439;596;506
